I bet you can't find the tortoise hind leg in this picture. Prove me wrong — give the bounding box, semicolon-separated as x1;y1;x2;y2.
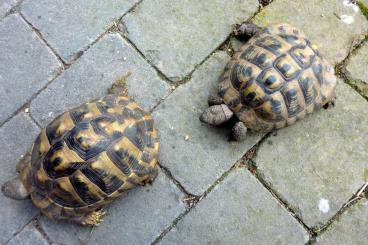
1;176;29;200
71;209;106;226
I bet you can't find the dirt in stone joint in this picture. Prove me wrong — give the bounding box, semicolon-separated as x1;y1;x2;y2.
259;0;273;7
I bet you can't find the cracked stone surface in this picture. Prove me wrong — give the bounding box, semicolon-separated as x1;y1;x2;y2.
153;51;263;195
0;0;18;18
316;200;368;245
161;168;309;244
253;82;368;228
21;0;139;63
0;14;61;125
38;217;91;245
253;0;368;65
122;0;259;81
0;113;40;244
7;223;48;245
346;42;368;84
30;33;170;127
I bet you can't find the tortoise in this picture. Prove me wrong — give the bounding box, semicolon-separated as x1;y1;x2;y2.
1;81;159;226
200;23;337;140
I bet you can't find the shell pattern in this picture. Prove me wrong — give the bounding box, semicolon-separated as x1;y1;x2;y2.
219;23;337;131
19;95;159;219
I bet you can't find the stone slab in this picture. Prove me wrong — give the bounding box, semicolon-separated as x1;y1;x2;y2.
0;113;40;243
30;33;170;127
316;200;368;245
346;42;368;84
39;216;91;245
0;14;61;124
87;170;185;245
253;82;368;228
21;0;139;63
7;224;48;245
253;0;368;64
122;0;259;81
161;168;309;244
153;51;263;195
0;0;18;18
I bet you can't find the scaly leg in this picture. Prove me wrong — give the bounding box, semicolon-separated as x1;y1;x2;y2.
232;121;248;141
71;210;106;226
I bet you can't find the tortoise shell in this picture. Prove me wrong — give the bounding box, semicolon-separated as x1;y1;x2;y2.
18;95;159;219
219;23;337;131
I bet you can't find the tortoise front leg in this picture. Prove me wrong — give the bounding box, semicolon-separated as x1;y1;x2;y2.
207;93;223;106
232;121;248;141
235;22;262;37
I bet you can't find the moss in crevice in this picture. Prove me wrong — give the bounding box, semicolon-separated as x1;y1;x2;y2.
108;71;132;96
358;1;368;21
346;79;368;99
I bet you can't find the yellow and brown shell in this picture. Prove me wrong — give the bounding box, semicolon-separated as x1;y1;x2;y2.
18;95;159;219
219;23;337;131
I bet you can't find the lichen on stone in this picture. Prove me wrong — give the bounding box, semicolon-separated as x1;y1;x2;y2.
108;71;132;96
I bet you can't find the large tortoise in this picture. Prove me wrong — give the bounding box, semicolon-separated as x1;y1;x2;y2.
200;23;337;140
2;83;159;226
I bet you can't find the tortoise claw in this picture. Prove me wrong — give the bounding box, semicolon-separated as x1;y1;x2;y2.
72;209;106;226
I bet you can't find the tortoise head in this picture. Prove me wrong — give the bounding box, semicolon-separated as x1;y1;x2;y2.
320;61;338;106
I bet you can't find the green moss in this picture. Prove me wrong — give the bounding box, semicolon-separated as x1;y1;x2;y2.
346;79;368;99
108;71;132;96
358;1;368;21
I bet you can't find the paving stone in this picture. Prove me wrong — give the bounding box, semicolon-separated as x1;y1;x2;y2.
0;112;39;184
0;0;18;18
0;113;40;243
21;0;139;63
161;168;309;244
88;170;185;245
316;200;368;245
346;42;368;84
253;0;368;65
153;51;263;195
39;216;91;245
7;223;48;245
0;14;61;125
31;33;170;127
122;0;259;81
253;82;368;228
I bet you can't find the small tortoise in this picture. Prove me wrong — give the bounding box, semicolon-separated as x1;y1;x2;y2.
2;82;159;226
200;23;337;140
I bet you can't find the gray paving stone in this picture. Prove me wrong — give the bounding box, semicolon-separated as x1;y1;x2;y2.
0;113;39;243
253;82;368;228
122;0;259;81
31;33;170;127
0;14;61;125
7;223;48;245
253;0;368;64
0;0;18;18
39;216;91;245
161;168;309;244
316;200;368;245
153;51;263;195
21;0;139;63
346;42;368;84
88;170;185;245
